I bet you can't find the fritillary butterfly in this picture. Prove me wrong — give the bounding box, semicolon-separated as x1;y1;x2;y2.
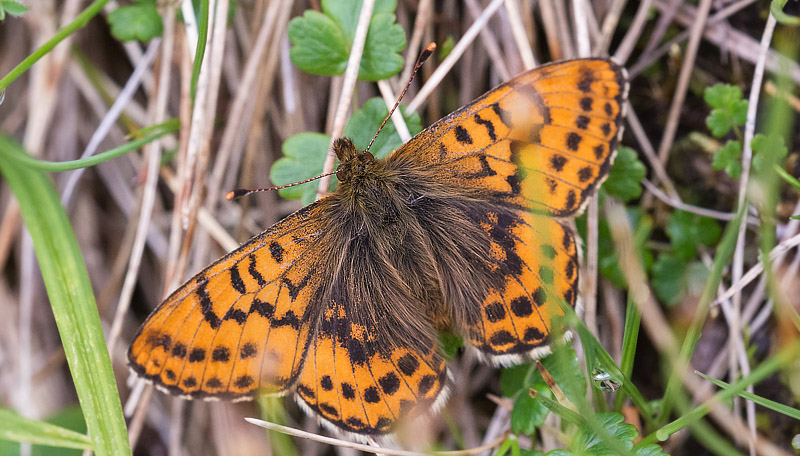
129;58;629;439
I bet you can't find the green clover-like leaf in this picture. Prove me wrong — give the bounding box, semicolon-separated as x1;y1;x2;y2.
270;133;333;206
604;146;645;202
751;132;788;172
288;0;406;81
712;140;742;178
107;4;163;42
704;84;747;138
287;11;350;77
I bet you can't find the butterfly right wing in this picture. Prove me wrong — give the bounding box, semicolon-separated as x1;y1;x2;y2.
394;58;628;217
128;201;328;399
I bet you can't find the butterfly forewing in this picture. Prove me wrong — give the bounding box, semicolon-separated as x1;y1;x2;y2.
129;202;327;399
396;58;628;216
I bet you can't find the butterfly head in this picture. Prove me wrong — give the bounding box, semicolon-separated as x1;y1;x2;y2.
334;137;379;184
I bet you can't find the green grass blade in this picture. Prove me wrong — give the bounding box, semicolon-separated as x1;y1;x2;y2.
0;409;92;450
648;341;797;442
0;136;131;456
0;0;112;91
697;372;800;420
1;119;178;172
659;208;745;422
613;294;641;411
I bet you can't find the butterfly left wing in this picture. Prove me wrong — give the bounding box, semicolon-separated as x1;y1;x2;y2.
128;201;329;399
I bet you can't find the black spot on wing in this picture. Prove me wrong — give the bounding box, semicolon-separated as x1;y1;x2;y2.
248;254;266;287
473;113;497;141
454;125;473;144
229;265;246;294
197;278;221;329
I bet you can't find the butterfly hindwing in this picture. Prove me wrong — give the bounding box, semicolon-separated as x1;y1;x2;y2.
295;300;448;436
128;202;328;399
466;210;579;363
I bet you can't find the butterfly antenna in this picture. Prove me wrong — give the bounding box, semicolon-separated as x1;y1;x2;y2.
225;170;338;200
365;42;437;153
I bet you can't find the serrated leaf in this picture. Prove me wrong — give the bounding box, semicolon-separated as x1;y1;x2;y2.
651;253;688;306
532;347;586;405
343;98;422;157
511;392;550;435
323;0;397;43
704;84;743;110
2;0;28;16
706;110;733;138
604;146;645;202
288;11;350;76
751;133;788;172
270;133;333;204
358;13;406;80
289;0;406;80
569;413;637;456
107;4;163;42
712;140;741;178
704;84;747;137
633;444;669;456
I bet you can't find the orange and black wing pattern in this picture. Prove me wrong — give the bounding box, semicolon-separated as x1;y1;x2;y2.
394;58;628;216
294;300;448;436
391;58;628;362
128;202;327;399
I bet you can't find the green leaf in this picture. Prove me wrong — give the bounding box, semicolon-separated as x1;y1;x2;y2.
704;84;747;137
0;409;90;452
501;364;531;397
322;0;397;42
0;136;132;455
751;132;788;172
704;84;743;110
651;253;688;306
633;444;669;456
604;146;645;202
666;211;720;259
569;413;637;456
511;392;550;435
270;133;333;205
1;0;29;17
439;35;455;60
358;13;406;80
288;11;350;77
288;0;406;80
343;98;422;157
107;4;163;42
712;140;742;178
271;98;421;205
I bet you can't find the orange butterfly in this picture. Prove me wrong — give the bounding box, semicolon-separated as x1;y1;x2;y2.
129;58;629;439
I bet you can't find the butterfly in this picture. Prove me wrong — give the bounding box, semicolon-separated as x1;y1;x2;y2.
128;58;629;440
